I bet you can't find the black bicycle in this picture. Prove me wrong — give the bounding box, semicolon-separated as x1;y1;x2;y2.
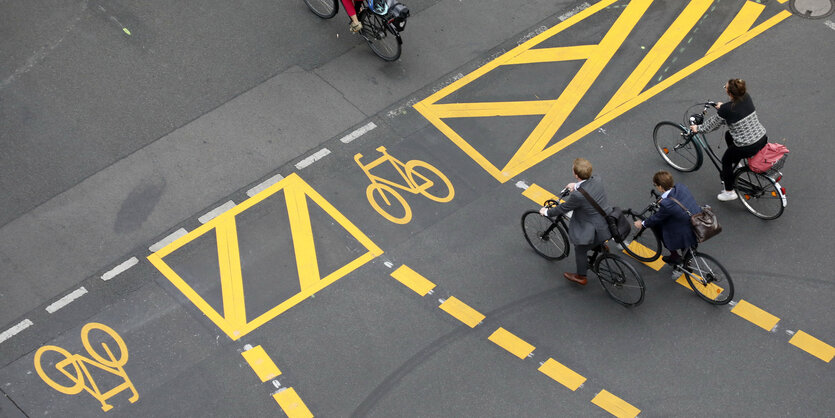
522;191;645;307
620;189;663;262
653;102;787;220
302;0;409;61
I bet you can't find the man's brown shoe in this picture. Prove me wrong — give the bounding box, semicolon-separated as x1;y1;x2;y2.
563;272;588;285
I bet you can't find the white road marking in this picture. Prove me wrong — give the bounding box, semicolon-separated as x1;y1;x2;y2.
559;2;591;21
0;319;33;344
340;122;377;143
199;200;236;224
515;180;530;190
247;173;285;197
825;20;835;31
149;228;188;252
101;257;139;281
45;287;88;314
295;148;331;170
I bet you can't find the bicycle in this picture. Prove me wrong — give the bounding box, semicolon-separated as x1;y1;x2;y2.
653;102;787;220
620;189;663;262
302;0;409;61
521;191;645;307
355;146;454;224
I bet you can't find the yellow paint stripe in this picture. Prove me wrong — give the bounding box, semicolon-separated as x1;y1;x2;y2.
538;358;586;391
775;0;787;3
488;327;535;359
390;265;436;296
241;345;282;382
439;297;485;328
707;1;765;55
622;242;665;271
522;183;559;205
428;101;555;118
789;330;835;363
591;389;640;418
675;272;723;300
731;300;780;331
505;45;597;65
285;180;321;291
273;387;313;418
599;0;713;117
216;217;247;327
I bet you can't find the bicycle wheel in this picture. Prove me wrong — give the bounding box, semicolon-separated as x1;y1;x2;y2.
621;211;662;262
733;169;785;220
683;252;734;305
34;346;85;395
303;0;338;18
358;10;401;61
367;183;411;224
406;160;454;203
521;211;570;260
653;122;703;172
81;323;129;367
594;253;645;307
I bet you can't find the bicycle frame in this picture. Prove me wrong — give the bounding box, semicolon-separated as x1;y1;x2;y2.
354;147;426;194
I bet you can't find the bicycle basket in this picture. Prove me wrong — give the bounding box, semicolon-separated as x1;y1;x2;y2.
765;154;787;177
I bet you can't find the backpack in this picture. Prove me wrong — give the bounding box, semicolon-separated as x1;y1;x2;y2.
748;142;789;173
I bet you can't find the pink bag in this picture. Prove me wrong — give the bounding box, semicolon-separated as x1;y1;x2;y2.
748;142;789;173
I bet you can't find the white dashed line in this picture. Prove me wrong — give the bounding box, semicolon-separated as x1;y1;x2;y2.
515;180;530;190
0;319;33;344
199;200;236;224
559;2;591;21
101;257;139;281
149;228;188;252
295;148;331;170
247;173;285;198
340;122;377;144
825;20;835;31
45;287;88;314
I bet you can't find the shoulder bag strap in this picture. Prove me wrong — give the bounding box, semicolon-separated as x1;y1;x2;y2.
577;187;607;217
668;196;693;216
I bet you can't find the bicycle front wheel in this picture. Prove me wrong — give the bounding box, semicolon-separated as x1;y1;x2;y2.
621;211;662;262
683;252;734;305
406;160;454;203
359;10;402;61
653;122;703;172
521;211;569;260
303;0;338;18
594;254;645;307
733;169;785;220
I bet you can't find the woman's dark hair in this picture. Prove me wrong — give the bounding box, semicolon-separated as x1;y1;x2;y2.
726;78;746;103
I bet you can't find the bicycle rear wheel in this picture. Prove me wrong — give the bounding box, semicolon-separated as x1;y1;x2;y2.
521;211;569;260
359;10;402;61
682;252;734;305
733;169;785;220
653;122;703;172
303;0;338;18
621;210;662;262
594;254;645;307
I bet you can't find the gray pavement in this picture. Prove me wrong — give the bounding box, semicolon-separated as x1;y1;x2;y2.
2;0;835;416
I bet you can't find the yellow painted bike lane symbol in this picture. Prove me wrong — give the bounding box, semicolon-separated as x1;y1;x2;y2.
34;323;138;412
355;146;455;224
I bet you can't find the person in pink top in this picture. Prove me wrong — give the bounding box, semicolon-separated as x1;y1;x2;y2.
341;0;363;32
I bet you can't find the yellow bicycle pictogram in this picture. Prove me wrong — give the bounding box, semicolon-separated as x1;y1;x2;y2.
354;146;454;224
34;322;138;412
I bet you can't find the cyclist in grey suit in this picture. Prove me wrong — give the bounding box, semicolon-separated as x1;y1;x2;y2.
539;158;612;286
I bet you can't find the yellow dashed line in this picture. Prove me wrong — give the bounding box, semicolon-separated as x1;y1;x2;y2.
241;345;282;382
488;327;535;359
273;388;313;418
673;273;723;300
522;183;560;205
538;358;586;391
591;389;640;418
438;297;485;328
622;242;665;270
731;300;780;331
789;330;835;363
390;265;436;296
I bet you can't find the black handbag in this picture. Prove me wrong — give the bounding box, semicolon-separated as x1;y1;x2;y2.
669;197;722;243
578;188;631;242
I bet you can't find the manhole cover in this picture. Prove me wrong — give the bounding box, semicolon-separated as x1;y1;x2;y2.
790;0;834;18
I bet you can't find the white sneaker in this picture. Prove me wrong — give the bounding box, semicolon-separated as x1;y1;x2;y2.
717;190;738;201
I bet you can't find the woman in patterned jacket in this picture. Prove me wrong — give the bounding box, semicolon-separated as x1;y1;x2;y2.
690;78;768;202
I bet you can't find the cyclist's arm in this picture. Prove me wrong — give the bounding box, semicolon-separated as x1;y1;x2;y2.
692;114;725;133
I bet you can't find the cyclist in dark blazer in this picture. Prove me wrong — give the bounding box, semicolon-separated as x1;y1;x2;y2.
540;158;611;286
636;171;701;265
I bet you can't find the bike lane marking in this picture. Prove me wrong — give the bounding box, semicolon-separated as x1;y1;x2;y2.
414;0;792;182
0;319;34;344
388;264;640;417
273;388;313;418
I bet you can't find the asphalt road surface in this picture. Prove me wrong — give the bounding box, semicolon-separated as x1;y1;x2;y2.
2;0;834;416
